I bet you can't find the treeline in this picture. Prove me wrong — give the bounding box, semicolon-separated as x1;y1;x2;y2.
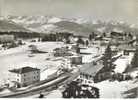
41;32;73;42
0;31;40;38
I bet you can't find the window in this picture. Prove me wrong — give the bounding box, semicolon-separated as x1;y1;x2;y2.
24;74;26;77
24;79;26;81
34;76;35;79
17;79;19;81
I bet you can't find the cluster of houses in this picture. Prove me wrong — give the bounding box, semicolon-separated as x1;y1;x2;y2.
1;29;138;96
0;34;25;50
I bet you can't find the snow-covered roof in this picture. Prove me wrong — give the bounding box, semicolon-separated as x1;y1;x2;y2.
80;62;104;77
0;88;12;95
9;66;40;74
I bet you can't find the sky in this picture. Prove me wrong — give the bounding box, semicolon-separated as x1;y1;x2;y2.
1;0;138;23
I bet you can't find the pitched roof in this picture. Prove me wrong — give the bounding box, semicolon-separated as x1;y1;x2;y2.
80;61;104;77
9;66;40;74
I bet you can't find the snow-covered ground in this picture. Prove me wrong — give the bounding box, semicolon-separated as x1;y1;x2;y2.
0;89;12;95
0;40;137;98
80;47;137;98
45;90;62;98
0;41;65;84
93;80;133;98
114;52;134;73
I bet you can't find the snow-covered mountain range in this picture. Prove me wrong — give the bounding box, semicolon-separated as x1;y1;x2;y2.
1;15;138;36
0;17;30;32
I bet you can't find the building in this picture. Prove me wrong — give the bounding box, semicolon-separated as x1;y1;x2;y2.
70;44;80;53
9;66;40;87
28;44;39;53
53;47;73;57
70;56;82;65
79;61;104;84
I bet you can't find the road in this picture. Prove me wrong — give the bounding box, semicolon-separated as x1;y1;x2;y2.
0;70;80;98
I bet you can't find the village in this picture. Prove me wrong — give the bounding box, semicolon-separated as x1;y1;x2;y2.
0;29;138;98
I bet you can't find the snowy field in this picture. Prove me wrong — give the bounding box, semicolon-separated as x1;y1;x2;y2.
0;41;65;84
0;41;137;98
93;80;133;98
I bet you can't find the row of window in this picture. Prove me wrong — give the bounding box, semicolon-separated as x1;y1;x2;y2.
17;71;39;77
16;75;39;82
23;75;39;81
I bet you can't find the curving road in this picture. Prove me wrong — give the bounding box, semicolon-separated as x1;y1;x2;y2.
0;70;80;98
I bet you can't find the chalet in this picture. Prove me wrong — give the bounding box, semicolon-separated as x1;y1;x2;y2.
118;45;136;55
70;56;82;65
56;32;73;42
8;66;40;87
70;44;80;53
28;45;38;53
123;48;135;55
53;47;73;57
79;61;104;84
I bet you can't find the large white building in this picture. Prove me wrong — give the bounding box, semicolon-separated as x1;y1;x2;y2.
9;66;40;87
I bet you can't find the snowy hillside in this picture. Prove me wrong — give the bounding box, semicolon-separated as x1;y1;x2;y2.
4;15;138;36
0;18;30;32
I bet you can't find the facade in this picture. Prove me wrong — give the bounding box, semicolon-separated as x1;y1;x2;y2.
70;56;82;65
70;44;80;53
9;66;40;87
79;61;104;84
53;47;73;57
28;45;38;53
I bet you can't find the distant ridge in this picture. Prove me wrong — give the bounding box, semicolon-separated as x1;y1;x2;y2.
5;15;138;36
0;19;30;32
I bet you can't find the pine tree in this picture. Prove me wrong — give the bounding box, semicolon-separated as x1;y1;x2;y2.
89;34;92;41
131;34;138;68
131;48;138;68
89;32;95;41
103;44;114;71
85;40;89;46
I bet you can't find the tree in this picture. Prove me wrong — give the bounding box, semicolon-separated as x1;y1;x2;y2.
131;48;138;68
89;34;92;41
89;32;95;41
128;33;133;39
85;40;89;46
38;38;41;42
91;32;95;39
131;34;138;68
76;44;80;54
77;37;85;45
102;44;114;72
39;93;44;98
103;32;106;37
18;40;23;45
